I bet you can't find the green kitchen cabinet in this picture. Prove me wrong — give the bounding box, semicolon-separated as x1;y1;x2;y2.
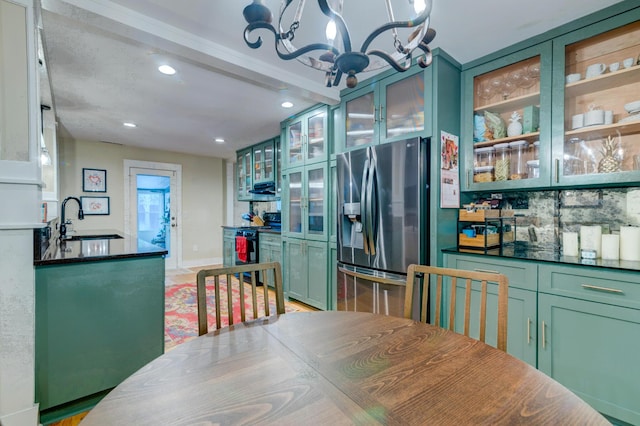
258;232;282;266
35;256;165;418
550;12;640;187
283;104;329;169
444;253;538;366
252;138;276;184
283;237;328;310
223;228;236;267
460;41;553;191
236;148;252;201
282;163;328;242
538;294;640;425
339;65;426;152
460;4;640;192
444;251;640;424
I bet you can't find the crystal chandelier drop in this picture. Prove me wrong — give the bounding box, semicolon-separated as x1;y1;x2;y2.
242;0;436;88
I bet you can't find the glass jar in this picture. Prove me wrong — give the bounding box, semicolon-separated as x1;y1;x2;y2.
531;140;540;160
494;143;510;181
527;160;540;178
474;147;495;167
509;140;528;180
474;165;494;183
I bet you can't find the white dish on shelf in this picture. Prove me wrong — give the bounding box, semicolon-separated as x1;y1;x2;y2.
624;100;640;114
618;113;640;124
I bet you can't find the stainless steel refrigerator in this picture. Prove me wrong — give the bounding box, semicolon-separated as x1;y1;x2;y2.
337;137;428;317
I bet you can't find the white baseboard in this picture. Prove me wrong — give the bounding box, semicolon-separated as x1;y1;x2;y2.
0;403;39;426
179;257;223;270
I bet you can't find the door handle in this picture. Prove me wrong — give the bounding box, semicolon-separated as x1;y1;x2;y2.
541;320;546;349
527;317;531;344
361;157;370;254
171;224;177;228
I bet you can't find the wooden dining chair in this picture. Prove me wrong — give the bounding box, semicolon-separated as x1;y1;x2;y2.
196;261;285;336
404;264;509;351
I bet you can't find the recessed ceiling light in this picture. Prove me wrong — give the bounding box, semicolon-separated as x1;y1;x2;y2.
158;64;176;75
123;122;137;128
281;101;294;108
214;137;225;143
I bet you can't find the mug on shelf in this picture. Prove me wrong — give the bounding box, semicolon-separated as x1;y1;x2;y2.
572;113;584;129
623;57;634;68
604;110;614;125
585;63;606;78
565;73;581;84
609;62;620;72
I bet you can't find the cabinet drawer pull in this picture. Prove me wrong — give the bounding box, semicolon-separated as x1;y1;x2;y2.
541;320;546;349
581;284;623;294
474;268;500;274
527;317;531;344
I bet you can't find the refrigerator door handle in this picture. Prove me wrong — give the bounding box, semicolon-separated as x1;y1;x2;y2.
360;157;370;255
365;153;377;256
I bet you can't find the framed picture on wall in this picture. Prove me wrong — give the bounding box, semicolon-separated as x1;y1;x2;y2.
81;196;110;215
82;168;107;192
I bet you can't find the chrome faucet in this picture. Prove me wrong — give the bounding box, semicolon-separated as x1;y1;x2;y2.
60;196;84;239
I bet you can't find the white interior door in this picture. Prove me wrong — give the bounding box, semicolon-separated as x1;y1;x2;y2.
125;160;182;269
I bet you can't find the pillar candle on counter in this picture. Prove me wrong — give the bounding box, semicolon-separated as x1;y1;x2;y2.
620;226;640;261
562;232;579;257
601;234;620;260
580;225;602;258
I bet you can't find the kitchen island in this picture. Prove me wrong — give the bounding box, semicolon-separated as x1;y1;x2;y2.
34;230;167;424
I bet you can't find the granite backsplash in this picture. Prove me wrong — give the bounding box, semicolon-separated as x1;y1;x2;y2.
466;187;640;252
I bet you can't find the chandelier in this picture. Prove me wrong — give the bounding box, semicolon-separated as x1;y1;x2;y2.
242;0;436;88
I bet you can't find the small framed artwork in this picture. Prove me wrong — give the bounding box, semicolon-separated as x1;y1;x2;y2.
81;196;110;215
83;168;107;192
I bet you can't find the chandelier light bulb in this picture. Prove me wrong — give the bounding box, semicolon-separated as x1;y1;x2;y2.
325;20;337;42
413;0;426;14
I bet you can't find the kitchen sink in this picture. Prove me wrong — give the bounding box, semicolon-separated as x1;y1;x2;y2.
65;234;123;241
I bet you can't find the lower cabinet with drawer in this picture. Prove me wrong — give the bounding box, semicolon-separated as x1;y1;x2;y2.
538;264;640;426
445;253;640;425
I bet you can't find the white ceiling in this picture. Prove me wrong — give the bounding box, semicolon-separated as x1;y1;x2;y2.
39;0;624;160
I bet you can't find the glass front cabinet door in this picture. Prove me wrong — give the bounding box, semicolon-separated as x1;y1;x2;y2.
282;164;328;241
236;148;252;200
461;42;552;191
552;15;640;186
252;138;275;184
341;67;425;151
284;106;328;168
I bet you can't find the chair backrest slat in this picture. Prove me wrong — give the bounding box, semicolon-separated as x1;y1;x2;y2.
196;262;285;336
404;264;509;352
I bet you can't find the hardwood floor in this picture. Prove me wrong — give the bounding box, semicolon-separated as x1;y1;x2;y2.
48;264;316;426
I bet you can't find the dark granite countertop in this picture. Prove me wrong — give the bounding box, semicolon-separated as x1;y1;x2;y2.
35;229;167;266
221;225;281;234
443;242;640;273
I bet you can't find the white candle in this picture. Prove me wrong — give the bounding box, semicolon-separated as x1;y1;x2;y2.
563;232;579;257
601;234;620;260
580;225;602;258
620;226;640;261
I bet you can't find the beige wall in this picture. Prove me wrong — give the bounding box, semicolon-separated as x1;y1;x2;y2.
59;137;226;267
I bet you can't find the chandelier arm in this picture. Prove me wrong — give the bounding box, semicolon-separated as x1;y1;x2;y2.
275;41;340;62
367;50;413;73
317;0;352;53
244;22;279;49
359;0;433;54
245;21;339;64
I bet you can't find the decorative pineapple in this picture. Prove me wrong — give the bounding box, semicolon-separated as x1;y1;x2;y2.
598;135;622;173
507;111;523;137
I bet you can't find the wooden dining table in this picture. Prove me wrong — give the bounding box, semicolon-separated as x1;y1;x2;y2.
81;311;608;425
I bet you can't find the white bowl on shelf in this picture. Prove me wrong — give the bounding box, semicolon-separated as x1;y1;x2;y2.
624;100;640;114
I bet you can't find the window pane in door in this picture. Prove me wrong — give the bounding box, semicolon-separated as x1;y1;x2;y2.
307;168;324;234
288;171;302;233
345;93;374;148
385;73;424;139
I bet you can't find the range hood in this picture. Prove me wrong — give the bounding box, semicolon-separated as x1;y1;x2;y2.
249;181;276;195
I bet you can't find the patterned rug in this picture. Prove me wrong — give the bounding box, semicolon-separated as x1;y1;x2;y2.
164;277;299;350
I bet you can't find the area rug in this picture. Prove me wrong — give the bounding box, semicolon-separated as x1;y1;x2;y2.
165;277;299;351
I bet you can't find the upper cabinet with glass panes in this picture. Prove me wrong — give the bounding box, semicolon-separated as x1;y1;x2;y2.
461;42;553;191
552;16;640;186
